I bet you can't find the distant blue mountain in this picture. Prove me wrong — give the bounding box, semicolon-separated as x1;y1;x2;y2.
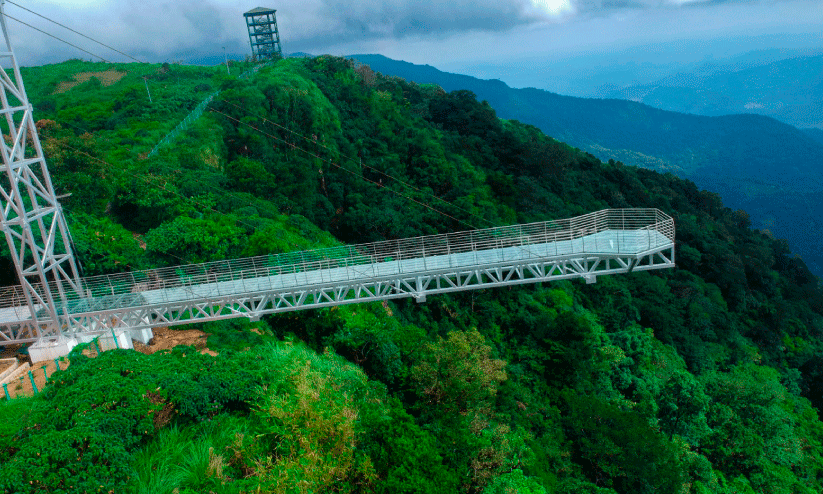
804;128;823;147
606;55;823;129
350;54;823;276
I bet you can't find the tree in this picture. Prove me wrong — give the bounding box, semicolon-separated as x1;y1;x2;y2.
483;469;546;494
144;215;244;264
411;328;507;414
657;370;711;445
562;393;686;494
69;213;146;275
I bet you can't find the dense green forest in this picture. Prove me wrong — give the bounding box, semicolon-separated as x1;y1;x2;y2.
2;56;823;493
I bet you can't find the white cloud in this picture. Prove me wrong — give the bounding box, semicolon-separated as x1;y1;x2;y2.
2;0;819;68
528;0;575;17
666;0;714;4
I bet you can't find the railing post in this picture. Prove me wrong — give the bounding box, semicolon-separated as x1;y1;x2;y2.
347;247;354;281
469;231;477;264
28;370;38;394
496;232;503;262
621;209;625;254
2;383;9;401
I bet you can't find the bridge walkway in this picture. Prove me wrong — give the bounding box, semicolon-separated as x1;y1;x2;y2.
0;208;675;356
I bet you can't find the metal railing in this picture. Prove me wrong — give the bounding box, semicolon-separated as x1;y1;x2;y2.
0;209;673;315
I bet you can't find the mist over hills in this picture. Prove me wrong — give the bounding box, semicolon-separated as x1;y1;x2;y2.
604;54;823;129
444;35;823;99
351;54;823;276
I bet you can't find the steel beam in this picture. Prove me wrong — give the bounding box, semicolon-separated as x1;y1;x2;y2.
0;2;82;344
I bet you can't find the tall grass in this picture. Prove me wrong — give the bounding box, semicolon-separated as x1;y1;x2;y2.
129;415;251;494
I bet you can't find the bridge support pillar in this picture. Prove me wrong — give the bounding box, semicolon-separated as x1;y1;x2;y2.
28;329;139;363
415;276;427;303
129;328;154;345
76;329;133;352
584;275;597;284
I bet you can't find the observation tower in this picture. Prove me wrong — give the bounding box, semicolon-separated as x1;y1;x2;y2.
244;7;282;59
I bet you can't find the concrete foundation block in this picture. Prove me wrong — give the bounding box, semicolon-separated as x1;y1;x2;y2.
28;336;78;363
129;327;154;345
76;329;133;351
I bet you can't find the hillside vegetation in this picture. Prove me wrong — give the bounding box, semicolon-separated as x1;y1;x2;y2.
2;56;823;493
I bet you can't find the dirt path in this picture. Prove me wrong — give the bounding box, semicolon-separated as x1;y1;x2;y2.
133;327;216;356
53;70;127;93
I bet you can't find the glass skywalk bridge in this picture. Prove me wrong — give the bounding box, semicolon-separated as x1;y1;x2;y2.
0;209;675;357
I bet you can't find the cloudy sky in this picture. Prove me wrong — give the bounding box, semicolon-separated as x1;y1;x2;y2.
5;0;822;92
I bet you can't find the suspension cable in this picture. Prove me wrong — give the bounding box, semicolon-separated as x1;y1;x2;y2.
2;12;109;62
6;1;144;63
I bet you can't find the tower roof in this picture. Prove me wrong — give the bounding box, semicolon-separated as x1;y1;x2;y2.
244;7;276;16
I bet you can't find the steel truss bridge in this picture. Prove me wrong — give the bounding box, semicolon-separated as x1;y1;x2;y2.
0;208;675;355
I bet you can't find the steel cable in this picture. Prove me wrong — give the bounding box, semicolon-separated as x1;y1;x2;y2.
6;1;144;63
1;12;109;62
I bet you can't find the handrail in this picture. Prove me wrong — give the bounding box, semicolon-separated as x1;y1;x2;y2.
0;208;673;311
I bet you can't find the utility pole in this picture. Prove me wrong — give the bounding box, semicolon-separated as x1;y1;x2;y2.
223;46;230;75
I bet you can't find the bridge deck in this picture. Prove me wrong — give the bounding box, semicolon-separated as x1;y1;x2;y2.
142;229;669;304
0;209;675;346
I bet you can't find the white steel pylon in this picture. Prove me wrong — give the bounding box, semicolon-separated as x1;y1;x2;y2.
0;1;82;341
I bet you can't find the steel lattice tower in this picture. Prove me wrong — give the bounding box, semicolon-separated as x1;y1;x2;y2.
0;0;82;340
244;7;282;60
